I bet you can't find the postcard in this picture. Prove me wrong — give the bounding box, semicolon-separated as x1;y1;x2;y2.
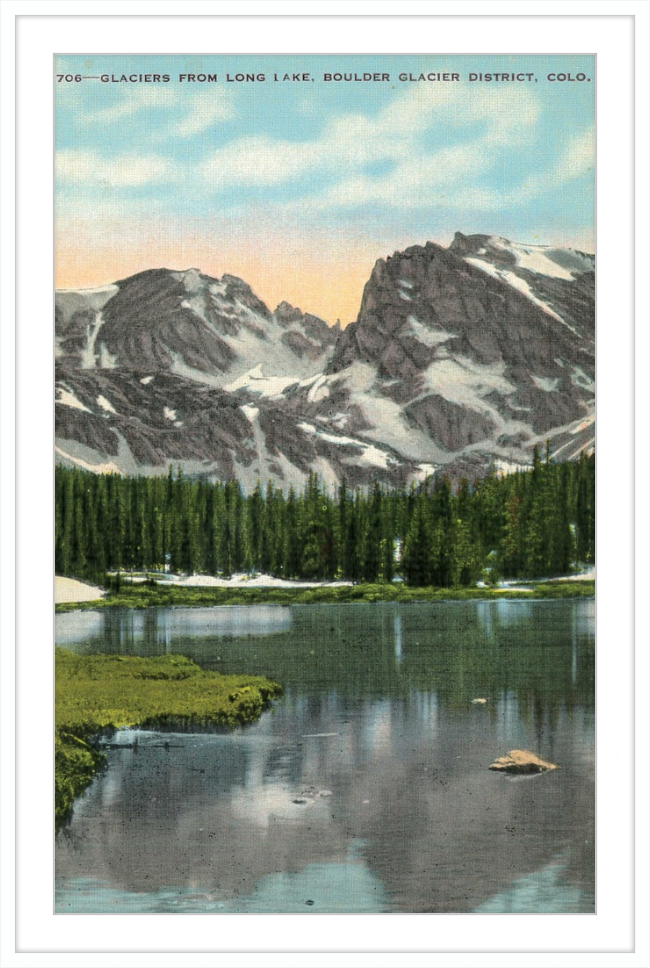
51;51;598;919
49;54;596;915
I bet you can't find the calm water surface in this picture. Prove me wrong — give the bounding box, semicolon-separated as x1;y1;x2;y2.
56;599;595;914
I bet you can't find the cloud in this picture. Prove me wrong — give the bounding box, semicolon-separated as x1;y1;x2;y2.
56;149;175;188
54;79;592;232
519;125;595;197
197;83;542;200
554;126;595;183
175;92;234;136
91;86;176;124
67;84;233;137
200;135;310;186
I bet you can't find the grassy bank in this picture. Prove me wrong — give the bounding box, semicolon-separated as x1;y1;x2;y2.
55;649;282;832
55;580;595;613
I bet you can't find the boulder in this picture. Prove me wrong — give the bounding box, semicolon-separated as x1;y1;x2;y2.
489;749;559;774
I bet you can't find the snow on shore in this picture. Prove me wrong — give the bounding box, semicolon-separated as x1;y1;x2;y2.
117;572;354;590
168;573;354;590
549;570;595;582
55;576;106;604
57;569;593;602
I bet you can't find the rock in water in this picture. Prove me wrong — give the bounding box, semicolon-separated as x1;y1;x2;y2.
489;749;559;774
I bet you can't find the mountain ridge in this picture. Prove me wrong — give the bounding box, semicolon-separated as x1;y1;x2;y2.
55;233;595;490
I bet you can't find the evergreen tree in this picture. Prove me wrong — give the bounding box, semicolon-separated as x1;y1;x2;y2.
55;449;595;586
362;482;383;582
402;500;432;587
283;486;300;578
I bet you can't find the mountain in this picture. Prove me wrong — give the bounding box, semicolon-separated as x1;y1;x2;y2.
306;233;595;472
56;268;338;384
55;235;595;489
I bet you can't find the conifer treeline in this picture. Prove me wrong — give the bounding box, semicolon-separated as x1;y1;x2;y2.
55;447;595;587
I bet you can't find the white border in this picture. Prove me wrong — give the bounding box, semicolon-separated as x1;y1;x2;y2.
1;2;648;966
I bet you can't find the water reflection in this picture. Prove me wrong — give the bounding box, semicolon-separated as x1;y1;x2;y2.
56;840;391;913
394;614;403;663
55;610;103;645
56;600;595;914
475;853;592;913
56;605;293;652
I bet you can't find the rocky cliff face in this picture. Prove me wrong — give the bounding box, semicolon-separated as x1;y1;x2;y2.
315;233;594;469
55;234;595;489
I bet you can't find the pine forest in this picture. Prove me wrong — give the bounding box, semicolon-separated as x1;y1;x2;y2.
55;447;595;589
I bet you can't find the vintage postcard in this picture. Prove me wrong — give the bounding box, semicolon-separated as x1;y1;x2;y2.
54;53;595;915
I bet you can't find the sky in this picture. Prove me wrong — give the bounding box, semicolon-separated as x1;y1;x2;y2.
55;54;595;325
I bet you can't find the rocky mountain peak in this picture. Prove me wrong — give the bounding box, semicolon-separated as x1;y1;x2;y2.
322;232;594;470
56;233;595;490
449;231;493;258
449;231;595;280
274;301;304;325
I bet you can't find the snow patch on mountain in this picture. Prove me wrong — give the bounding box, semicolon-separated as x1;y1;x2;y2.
553;435;595;460
55;444;121;475
532;375;560;392
241;404;260;423
494;458;528;477
423;357;515;412
499;271;570;328
180;295;207;318
56;283;118;315
224;365;299;397
322;412;349;431
235;403;283;488
173;267;203;291
416;463;437;480
81;312;107;369
336;362;376;395
570;414;596;435
487;237;593;280
359;443;393;469
217;312;328;380
56;386;91;412
307;374;331;403
327;368;449;463
298;421;397;470
97;395;117;414
571;366;595;392
465;257;573;330
405;315;453;347
97;343;118;368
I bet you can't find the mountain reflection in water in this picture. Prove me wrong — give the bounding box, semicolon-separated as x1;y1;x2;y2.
56;599;595;914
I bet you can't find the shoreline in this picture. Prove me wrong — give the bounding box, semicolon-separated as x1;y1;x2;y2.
55;578;595;613
55;650;282;832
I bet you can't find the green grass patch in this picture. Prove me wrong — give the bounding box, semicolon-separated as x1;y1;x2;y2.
55;649;282;832
55;579;595;613
527;580;595;599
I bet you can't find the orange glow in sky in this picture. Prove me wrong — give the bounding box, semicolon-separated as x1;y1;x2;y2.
55;219;438;326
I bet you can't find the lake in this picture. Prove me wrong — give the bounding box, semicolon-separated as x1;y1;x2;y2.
55;599;595;914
